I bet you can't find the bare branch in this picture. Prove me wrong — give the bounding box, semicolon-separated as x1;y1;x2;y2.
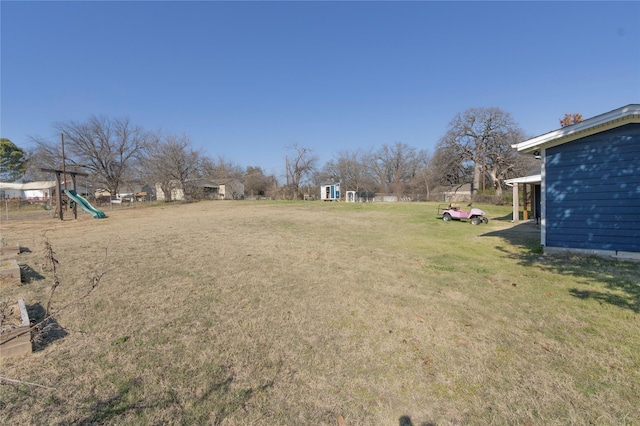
0;376;57;391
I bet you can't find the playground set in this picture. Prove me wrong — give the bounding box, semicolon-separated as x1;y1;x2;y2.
41;167;106;220
41;134;106;220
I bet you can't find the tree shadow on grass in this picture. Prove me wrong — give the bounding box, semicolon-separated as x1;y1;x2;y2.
481;222;640;313
74;365;277;425
482;221;542;253
568;288;638;311
86;378;147;424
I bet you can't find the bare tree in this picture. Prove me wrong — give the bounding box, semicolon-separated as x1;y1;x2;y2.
243;166;277;198
368;142;428;197
429;137;473;187
142;132;200;202
437;107;529;197
484;127;537;194
30;116;150;196
201;156;244;182
319;149;377;193
25;137;64;181
285;143;317;200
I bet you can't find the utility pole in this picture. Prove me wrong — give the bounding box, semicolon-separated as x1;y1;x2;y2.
61;133;67;191
285;155;289;200
285;155;289;186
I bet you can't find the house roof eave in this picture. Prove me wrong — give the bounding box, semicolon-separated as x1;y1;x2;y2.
505;174;541;186
513;104;640;154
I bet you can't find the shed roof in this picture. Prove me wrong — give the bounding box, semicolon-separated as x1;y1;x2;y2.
513;104;640;155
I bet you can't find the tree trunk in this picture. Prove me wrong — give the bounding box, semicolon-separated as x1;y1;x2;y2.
473;161;482;195
486;168;503;197
161;183;173;202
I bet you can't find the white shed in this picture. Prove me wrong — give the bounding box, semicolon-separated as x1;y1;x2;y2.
320;183;340;201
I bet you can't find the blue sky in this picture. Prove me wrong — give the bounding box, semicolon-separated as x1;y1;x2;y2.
2;1;639;178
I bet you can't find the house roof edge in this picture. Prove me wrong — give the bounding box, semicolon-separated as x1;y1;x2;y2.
513;104;640;154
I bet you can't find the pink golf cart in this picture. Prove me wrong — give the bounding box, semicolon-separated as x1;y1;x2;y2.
437;204;489;225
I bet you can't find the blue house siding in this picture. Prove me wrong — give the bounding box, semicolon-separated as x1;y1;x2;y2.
545;123;640;252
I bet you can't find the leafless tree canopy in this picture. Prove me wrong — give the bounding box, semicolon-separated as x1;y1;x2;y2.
142;132;201;202
200;156;244;182
429;138;473;187
244;166;278;198
318;148;376;193
21;106;538;202
433;107;536;197
285;143;317;200
30;116;150;195
368;142;429;196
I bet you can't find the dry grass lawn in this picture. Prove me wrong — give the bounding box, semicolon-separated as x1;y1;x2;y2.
1;200;639;425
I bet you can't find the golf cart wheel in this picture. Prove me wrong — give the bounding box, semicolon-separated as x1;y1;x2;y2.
443;213;452;222
470;216;481;225
482;217;489;224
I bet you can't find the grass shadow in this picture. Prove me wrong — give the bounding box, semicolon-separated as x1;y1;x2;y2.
75;365;275;425
568;288;638;311
86;378;147;424
490;213;516;222
27;302;68;351
482;222;640;313
482;221;541;251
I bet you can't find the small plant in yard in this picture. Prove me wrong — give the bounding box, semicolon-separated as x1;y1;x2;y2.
33;234;110;349
1;234;110;392
42;233;60;316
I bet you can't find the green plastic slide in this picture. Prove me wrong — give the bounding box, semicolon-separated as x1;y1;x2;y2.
64;189;107;219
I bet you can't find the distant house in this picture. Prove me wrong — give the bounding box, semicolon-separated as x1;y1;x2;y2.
154;183;181;202
511;104;640;260
215;178;244;200
0;181;55;199
156;178;244;201
94;184;155;204
441;183;472;203
1;183;29;199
